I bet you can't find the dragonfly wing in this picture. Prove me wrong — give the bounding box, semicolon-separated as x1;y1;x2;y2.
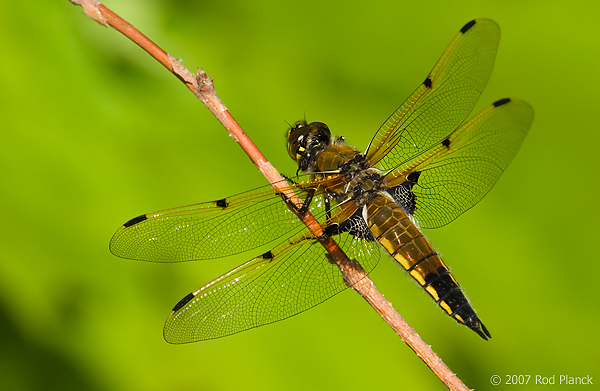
163;230;381;343
366;19;500;170
387;98;534;228
110;176;326;262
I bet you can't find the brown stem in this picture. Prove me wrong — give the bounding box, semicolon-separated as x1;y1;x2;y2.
69;1;471;390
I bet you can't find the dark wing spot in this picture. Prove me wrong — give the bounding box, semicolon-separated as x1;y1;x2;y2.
441;138;451;148
215;198;229;208
260;250;274;259
123;214;147;227
493;98;511;107
407;171;421;184
390;171;421;215
322;223;341;237
423;77;433;88
172;292;195;312
460;19;476;34
325;207;374;241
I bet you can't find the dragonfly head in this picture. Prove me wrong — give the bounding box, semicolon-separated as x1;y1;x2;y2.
287;120;331;172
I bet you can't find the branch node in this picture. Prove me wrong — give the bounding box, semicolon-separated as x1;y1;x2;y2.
196;68;215;97
69;0;108;26
169;55;197;91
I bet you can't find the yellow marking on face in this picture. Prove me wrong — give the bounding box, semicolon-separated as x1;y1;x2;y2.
392;253;411;270
440;300;452;315
425;285;439;300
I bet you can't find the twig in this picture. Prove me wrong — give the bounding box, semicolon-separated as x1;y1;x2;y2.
69;1;471;390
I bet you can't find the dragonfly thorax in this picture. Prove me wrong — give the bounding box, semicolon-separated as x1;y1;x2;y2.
339;154;385;206
287;121;386;206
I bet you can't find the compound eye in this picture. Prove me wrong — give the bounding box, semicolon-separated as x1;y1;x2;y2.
287;121;309;161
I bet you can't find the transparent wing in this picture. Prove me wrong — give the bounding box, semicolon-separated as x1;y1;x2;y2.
389;98;534;229
110;176;327;262
163;230;381;343
366;19;500;170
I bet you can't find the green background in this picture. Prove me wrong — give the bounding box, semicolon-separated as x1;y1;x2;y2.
1;1;598;390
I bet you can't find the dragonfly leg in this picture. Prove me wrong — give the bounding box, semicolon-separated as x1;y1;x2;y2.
281;174;297;185
324;196;332;220
279;188;315;215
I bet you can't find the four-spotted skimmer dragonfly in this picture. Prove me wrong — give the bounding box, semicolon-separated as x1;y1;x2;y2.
110;19;533;343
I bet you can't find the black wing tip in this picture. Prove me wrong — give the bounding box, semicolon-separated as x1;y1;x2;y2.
460;19;477;34
172;292;195;312
493;97;511;107
123;214;147;227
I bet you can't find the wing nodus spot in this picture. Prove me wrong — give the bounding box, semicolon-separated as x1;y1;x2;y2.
123;214;147;227
260;250;274;260
441;138;451;148
493;98;511;107
423;77;433;88
460;19;476;34
407;171;421;184
215;198;229;208
172;292;195;312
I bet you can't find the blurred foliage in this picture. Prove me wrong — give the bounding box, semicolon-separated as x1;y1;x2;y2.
0;1;599;390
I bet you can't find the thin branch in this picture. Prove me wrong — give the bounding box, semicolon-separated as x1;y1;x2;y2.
69;1;471;390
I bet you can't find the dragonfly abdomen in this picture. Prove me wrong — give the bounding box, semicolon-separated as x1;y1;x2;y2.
365;195;491;339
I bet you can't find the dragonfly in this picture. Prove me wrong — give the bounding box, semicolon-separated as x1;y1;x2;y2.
110;19;533;343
